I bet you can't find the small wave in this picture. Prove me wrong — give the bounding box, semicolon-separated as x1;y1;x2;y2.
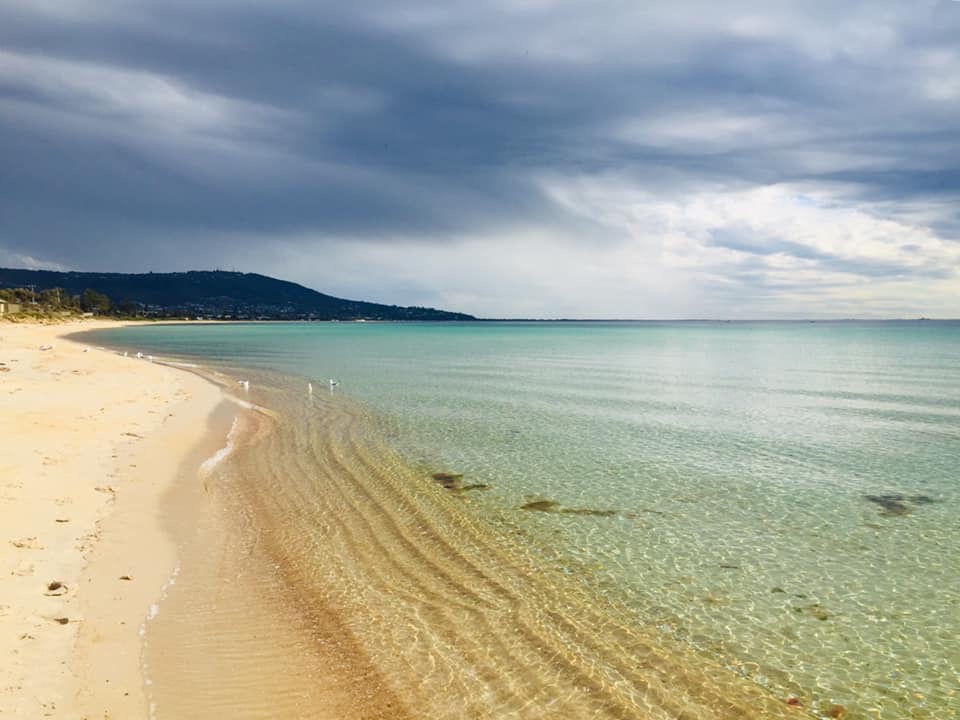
199;416;240;475
142;561;182;719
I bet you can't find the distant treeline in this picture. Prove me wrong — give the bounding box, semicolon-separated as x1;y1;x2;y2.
0;268;476;321
0;286;118;316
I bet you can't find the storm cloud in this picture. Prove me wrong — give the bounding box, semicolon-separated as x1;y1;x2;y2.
1;0;958;317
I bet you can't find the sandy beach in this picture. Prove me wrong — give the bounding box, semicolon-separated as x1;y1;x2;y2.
0;320;225;719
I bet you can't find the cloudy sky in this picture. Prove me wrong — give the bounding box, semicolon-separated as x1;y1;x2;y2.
1;0;958;318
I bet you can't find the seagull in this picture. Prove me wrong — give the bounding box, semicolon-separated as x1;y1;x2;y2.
238;380;250;391
136;352;143;359
307;382;313;394
147;355;155;363
123;351;128;357
329;379;339;389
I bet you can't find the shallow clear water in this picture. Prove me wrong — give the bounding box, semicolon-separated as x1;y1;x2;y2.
85;321;960;718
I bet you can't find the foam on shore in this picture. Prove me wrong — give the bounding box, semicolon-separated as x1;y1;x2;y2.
199;416;240;475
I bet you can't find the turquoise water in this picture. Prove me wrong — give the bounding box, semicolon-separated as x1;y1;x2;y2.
85;321;960;718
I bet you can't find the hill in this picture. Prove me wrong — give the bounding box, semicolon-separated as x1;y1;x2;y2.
0;268;475;321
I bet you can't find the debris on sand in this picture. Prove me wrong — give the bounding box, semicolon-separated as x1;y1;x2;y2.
9;537;44;550
44;581;67;596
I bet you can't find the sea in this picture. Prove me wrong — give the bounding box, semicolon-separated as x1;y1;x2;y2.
80;320;959;720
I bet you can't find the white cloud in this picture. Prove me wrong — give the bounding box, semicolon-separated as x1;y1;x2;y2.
612;107;807;155
0;247;68;271
537;174;960;317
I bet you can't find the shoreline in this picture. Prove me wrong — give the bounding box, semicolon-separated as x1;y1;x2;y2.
0;320;226;719
69;322;817;719
4;319;825;719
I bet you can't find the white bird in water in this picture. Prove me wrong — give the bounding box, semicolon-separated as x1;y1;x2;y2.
147;355;155;363
329;379;339;389
307;382;313;395
238;380;250;391
136;352;143;359
123;351;128;357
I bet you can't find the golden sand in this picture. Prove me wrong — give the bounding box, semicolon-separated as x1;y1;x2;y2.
0;320;225;719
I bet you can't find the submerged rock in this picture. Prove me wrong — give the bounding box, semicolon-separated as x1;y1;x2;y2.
560;507;617;517
793;603;830;621
431;472;463;488
459;483;491;493
521;499;561;513
430;472;490;494
520;498;617;516
864;494;937;517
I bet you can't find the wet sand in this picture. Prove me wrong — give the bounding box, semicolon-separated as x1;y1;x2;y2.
0;320;225;719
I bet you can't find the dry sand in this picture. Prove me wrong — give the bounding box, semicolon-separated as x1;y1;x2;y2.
0;320;225;719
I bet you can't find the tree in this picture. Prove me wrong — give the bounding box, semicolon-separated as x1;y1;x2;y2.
39;288;64;307
117;297;140;316
80;288;112;314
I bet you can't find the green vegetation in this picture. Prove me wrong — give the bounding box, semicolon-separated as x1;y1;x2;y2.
0;285;121;320
81;288;112;314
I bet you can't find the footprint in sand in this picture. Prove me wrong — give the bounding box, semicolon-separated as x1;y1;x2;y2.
44;581;67;597
9;537;44;550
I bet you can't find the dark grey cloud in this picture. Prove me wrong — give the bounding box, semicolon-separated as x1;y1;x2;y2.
1;0;958;315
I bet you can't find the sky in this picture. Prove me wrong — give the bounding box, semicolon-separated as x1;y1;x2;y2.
1;0;958;318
